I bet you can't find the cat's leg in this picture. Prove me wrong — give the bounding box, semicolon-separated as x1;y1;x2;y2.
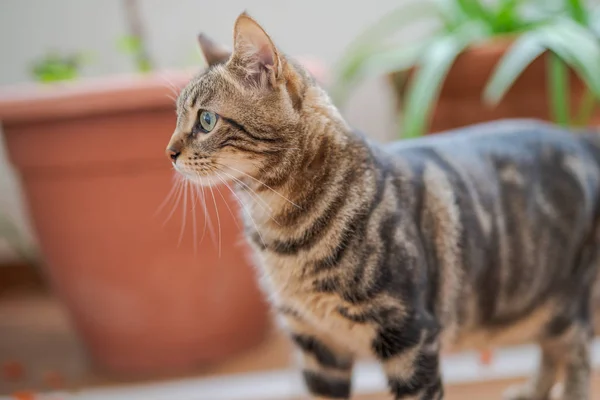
383;350;443;400
502;341;561;400
280;315;354;399
376;323;443;399
561;324;591;400
504;322;591;400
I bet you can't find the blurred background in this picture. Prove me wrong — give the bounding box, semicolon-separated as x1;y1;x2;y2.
0;0;599;399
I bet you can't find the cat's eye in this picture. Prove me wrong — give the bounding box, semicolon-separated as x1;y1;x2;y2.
195;110;218;134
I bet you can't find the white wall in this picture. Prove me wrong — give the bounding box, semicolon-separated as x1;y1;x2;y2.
0;0;421;262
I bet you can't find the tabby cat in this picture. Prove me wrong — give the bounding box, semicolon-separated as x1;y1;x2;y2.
166;12;600;400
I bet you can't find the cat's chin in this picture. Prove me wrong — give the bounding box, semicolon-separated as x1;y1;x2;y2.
178;173;225;187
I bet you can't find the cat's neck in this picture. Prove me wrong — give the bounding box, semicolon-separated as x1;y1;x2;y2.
233;96;375;232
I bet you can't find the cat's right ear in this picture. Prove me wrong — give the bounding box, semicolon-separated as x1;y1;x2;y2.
197;33;231;67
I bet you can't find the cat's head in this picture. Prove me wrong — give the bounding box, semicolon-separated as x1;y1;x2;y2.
166;12;322;187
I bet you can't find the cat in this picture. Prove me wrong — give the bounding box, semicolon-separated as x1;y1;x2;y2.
166;12;600;400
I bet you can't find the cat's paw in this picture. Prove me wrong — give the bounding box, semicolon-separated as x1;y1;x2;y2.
503;384;536;400
503;382;563;400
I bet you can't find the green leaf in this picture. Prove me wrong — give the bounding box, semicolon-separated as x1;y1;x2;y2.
402;25;482;138
331;41;428;103
432;0;469;29
538;20;600;99
565;0;587;24
547;54;570;125
455;0;493;24
362;42;429;75
30;51;84;83
575;88;597;126
117;35;142;54
486;19;600;116
483;31;546;105
332;1;439;104
492;0;532;33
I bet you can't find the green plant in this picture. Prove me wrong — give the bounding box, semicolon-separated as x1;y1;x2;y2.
333;0;600;138
31;51;86;83
119;0;154;73
117;35;153;73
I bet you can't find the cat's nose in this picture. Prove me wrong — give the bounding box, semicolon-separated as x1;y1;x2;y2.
166;147;181;162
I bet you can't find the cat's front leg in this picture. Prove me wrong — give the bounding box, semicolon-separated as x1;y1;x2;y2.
280;314;354;399
382;347;442;400
374;320;443;399
293;333;354;399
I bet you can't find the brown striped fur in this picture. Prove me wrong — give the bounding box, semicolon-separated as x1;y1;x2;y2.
166;13;600;400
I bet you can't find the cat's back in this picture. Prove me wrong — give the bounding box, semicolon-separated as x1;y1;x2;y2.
385;118;592;163
379;119;600;344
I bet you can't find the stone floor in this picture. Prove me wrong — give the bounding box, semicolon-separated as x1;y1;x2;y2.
0;289;293;395
2;289;600;400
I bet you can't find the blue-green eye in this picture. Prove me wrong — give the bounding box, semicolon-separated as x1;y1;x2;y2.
197;110;218;133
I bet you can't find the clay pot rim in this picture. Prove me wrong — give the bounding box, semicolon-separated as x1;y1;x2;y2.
390;35;516;78
0;56;327;126
0;68;198;125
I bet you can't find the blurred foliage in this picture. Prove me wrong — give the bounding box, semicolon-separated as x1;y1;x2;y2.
30;51;88;83
333;0;600;138
0;212;38;266
117;34;153;73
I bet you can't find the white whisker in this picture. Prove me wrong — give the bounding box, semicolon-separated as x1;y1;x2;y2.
155;174;182;217
219;173;267;249
219;169;273;212
190;178;198;255
217;169;281;226
198;176;217;247
178;179;189;247
213;174;242;230
207;182;222;258
216;163;300;208
163;178;185;226
160;75;182;98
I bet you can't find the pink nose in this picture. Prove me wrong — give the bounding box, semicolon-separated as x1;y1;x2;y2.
166;147;180;161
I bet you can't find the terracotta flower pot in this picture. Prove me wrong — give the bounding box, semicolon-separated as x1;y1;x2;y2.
0;69;276;377
389;38;600;134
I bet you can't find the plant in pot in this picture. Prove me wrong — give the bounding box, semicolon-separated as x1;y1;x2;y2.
0;4;331;378
332;0;600;138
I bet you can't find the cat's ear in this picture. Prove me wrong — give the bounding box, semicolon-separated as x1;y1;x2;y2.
197;33;231;67
231;12;282;86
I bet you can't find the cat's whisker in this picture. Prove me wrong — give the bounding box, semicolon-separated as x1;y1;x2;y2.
190;177;199;255
217;168;282;226
160;75;182;98
198;175;218;247
219;169;273;213
216;163;301;208
178;179;189;247
219;172;267;249
165;93;177;104
155;174;183;218
207;182;222;258
213;173;242;230
162;178;185;227
192;173;207;244
194;174;211;245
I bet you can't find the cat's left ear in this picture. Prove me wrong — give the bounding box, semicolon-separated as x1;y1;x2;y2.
231;12;282;86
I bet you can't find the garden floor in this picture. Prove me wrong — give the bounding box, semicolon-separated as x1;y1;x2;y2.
2;287;600;400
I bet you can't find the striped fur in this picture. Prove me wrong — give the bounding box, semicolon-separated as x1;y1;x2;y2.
167;13;600;400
